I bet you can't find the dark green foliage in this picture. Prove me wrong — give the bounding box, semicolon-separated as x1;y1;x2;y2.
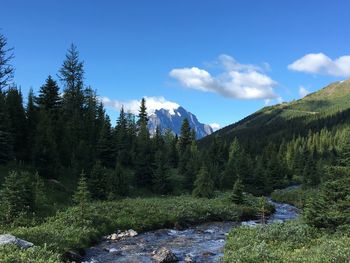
33;111;59;178
88;161;108;200
231;179;244;204
73;171;91;223
305;176;350;230
37;75;61;112
96;115;114;168
0;91;13;163
179;118;191;153
192;165;214;198
6;87;27;161
153;149;171;194
0;33;14;91
0;171;34;223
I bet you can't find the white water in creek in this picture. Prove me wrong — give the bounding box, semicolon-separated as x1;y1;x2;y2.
83;199;300;263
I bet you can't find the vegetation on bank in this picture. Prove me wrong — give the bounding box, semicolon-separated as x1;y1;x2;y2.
271;186;318;208
0;194;268;262
224;221;350;263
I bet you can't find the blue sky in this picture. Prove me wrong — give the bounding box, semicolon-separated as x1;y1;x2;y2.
1;0;350;129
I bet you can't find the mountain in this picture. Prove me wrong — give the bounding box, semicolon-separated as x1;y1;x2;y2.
200;79;350;146
148;106;213;139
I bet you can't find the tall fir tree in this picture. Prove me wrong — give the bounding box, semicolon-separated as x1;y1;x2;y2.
0;33;14;91
73;171;91;223
192;165;215;198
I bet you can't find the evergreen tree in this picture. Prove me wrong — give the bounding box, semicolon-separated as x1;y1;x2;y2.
192;165;215;198
153;149;171;194
135;98;152;186
0;33;14;91
88;161;108;200
116;161;129;196
0;91;13;163
33;111;59;178
96;115;114;168
179;118;191;153
6;87;27;161
59;44;85;166
37;75;61;112
223;138;241;188
26;89;38;162
0;171;34;223
73;171;91;223
231;179;244;204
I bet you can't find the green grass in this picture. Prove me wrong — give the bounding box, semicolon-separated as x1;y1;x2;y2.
224;220;350;263
0;193;265;262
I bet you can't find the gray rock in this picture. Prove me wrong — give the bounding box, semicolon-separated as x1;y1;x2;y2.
0;234;33;249
152;247;178;263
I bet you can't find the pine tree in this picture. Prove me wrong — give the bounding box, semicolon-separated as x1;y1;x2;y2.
0;171;34;223
26;89;38;162
115;161;128;197
0;33;14;91
223;138;241;188
37;75;61;112
153;149;171;194
231;179;244;204
0;91;13;163
96;115;114;168
192;165;215;198
135;99;152;186
73;171;91;223
88;161;108;200
6;87;27;161
179;118;191;153
33;111;59;178
59;44;85;165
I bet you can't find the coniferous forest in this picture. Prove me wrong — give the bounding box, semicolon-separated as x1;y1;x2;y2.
1;26;350;262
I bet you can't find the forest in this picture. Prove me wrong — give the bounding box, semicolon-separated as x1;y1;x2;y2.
1;29;350;262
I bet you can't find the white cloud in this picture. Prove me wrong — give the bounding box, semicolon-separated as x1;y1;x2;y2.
299;86;310;98
288;53;350;77
169;54;278;100
210;123;221;131
101;96;179;115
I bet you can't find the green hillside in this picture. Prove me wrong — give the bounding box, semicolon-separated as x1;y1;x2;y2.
201;78;350;148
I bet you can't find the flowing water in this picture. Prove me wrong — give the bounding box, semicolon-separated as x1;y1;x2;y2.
83;200;300;263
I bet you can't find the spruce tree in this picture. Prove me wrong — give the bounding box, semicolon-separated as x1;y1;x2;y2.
96;115;114;168
0;171;34;223
0;91;13;163
0;33;14;91
153;149;171;194
6;87;27;161
88;161;108;200
192;165;214;198
37;75;62;112
73;171;91;223
179;118;191;153
231;179;244;204
26;89;38;162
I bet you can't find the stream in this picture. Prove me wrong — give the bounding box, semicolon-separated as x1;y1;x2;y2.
82;199;300;263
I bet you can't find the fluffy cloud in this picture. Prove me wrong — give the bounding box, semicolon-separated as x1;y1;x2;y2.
101;96;180;115
209;123;221;131
299;86;310;98
288;53;350;77
169;55;278;100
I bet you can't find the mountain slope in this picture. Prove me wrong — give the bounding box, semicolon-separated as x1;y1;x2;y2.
200;79;350;147
148;106;213;139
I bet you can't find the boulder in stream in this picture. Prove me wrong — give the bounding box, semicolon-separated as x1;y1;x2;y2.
152;247;178;263
0;234;33;249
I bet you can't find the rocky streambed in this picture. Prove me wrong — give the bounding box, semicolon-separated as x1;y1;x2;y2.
82;200;299;263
